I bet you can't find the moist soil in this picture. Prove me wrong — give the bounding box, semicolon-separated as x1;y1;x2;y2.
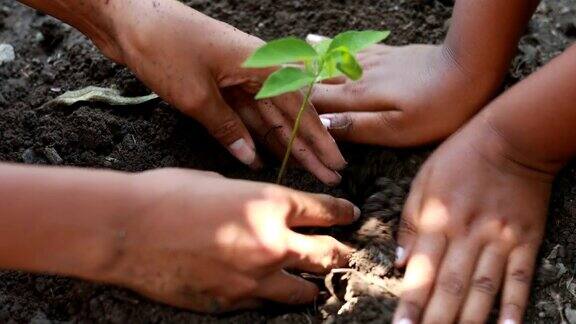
1;0;575;323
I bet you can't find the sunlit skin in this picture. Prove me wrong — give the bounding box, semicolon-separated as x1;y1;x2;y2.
0;165;359;312
9;0;576;321
306;0;576;322
17;0;347;185
4;0;363;309
393;44;576;324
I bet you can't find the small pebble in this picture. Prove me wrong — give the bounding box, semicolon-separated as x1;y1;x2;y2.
0;43;15;65
43;147;63;165
22;148;41;164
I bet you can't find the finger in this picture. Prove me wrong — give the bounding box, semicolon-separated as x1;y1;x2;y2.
224;87;292;163
254;270;319;304
460;244;508;324
312;83;395;113
285;232;354;273
320;111;409;146
270;92;347;171
393;234;447;324
498;243;539;324
320;76;347;85
395;175;423;267
284;191;360;227
195;89;260;168
256;99;342;185
422;238;482;324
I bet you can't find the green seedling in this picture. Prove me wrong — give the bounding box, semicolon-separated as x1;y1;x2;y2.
243;30;390;185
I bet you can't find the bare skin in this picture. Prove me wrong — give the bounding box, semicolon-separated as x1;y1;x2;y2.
0;164;359;312
17;0;346;185
310;0;540;147
394;44;576;324
304;0;557;322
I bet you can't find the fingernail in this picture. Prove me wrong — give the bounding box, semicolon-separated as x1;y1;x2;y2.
353;206;361;221
320;117;331;129
395;246;406;262
229;139;256;166
320;114;351;130
395;319;413;324
306;34;329;44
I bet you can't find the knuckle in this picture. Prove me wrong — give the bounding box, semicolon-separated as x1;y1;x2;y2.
209;118;243;143
338;112;354;133
509;268;532;285
180;87;211;115
253;237;289;266
471;276;498;296
437;271;465;297
343;82;368;97
323;239;346;268
399;217;418;237
382;110;412;134
321;194;341;217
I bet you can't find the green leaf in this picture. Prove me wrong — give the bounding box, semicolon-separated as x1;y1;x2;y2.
243;37;319;68
255;67;316;99
317;52;343;82
329;30;390;54
314;39;333;57
317;48;363;82
335;50;363;80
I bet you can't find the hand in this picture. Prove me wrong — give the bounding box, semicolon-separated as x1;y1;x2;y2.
392;116;552;324
99;169;359;313
307;36;503;146
107;1;345;185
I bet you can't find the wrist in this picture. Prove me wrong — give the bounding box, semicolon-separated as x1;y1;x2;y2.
54;171;145;283
439;42;506;94
464;113;563;181
64;0;126;64
105;0;264;85
78;171;152;284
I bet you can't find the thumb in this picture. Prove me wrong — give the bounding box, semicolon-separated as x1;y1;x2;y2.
319;111;409;146
195;91;260;168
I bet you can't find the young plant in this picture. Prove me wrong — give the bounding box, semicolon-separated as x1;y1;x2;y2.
243;30;390;184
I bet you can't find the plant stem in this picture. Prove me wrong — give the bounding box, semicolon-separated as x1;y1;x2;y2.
276;83;315;185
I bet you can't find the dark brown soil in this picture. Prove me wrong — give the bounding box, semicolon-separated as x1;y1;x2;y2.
1;0;575;323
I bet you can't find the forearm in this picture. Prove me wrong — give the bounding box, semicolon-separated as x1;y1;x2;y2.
479;44;576;174
0;164;139;280
16;0;254;75
446;0;540;79
17;0;127;62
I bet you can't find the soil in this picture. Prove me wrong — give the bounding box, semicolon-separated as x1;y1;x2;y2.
1;0;575;323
